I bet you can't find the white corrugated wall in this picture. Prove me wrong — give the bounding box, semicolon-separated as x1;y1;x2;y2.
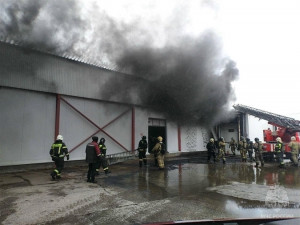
0;88;55;166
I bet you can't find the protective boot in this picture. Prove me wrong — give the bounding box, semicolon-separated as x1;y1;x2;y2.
50;172;56;180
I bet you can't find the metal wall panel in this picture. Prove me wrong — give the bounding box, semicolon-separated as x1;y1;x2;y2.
0;42;144;105
181;125;209;152
59;96;133;160
0;88;55;166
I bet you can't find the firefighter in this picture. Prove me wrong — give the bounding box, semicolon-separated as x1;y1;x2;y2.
86;136;101;183
217;137;226;164
206;138;217;163
152;136;166;169
288;136;299;167
229;137;237;155
275;137;285;168
137;136;148;167
238;137;247;162
246;138;254;162
49;135;69;180
253;137;264;167
96;138;110;174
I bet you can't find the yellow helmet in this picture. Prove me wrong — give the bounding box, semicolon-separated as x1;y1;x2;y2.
210;138;214;142
157;136;163;142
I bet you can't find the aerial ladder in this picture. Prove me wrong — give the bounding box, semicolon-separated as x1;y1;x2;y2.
233;104;300;160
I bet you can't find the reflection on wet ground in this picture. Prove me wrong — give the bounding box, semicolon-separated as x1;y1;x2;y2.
98;160;300;218
1;158;300;224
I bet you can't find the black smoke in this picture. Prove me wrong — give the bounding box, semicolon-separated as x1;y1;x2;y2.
0;0;239;126
0;0;87;55
113;32;239;126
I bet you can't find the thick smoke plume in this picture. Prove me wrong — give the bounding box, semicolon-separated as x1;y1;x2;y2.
114;32;239;126
0;0;239;126
0;0;87;56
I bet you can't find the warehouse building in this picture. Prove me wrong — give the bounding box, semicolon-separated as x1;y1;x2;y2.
0;41;213;166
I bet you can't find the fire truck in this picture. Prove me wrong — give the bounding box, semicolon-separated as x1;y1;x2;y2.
233;104;300;161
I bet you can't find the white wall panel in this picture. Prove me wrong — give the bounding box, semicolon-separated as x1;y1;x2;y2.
59;96;132;160
0;87;209;166
181;125;209;152
220;123;238;147
134;107;150;150
0;88;55;166
166;122;179;153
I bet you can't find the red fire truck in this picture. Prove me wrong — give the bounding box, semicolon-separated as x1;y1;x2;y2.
233;104;300;161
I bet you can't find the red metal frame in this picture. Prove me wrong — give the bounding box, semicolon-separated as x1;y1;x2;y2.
68;108;132;153
178;125;181;152
56;95;133;153
54;94;61;142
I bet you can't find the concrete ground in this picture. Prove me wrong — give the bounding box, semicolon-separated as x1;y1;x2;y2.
1;154;300;225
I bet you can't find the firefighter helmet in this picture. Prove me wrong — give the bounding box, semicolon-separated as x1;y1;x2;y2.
210;138;214;142
291;136;296;141
100;138;105;144
142;136;146;140
57;135;63;141
157;136;163;142
92;136;98;142
254;137;259;142
276;137;282;143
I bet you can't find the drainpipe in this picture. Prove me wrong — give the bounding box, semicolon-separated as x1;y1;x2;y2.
54;94;61;141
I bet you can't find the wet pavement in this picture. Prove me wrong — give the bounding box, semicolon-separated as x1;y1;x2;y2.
1;155;300;225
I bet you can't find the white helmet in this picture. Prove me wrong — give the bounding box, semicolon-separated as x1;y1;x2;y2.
276;137;282;143
291;136;296;141
210;138;214;142
57;135;63;141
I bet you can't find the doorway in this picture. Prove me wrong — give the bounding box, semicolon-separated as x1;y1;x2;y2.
148;118;167;151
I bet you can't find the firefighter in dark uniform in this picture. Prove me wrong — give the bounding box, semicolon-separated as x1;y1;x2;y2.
254;137;264;167
138;136;148;167
96;138;109;174
49;134;69;180
86;136;101;183
206;138;217;163
275;137;285;168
